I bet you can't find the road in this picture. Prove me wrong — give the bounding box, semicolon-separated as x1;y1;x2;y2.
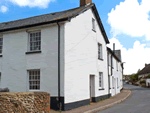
96;84;150;113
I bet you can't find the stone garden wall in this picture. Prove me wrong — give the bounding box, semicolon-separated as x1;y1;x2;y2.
0;92;50;112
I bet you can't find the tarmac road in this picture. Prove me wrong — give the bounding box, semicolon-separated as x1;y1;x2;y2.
96;84;150;113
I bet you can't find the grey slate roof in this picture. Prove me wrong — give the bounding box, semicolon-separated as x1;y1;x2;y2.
0;3;109;43
0;4;91;31
114;50;122;61
138;64;150;75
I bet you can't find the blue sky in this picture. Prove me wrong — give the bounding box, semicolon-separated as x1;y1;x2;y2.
0;0;150;74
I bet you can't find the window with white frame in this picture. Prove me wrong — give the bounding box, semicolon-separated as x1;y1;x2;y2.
29;31;41;51
99;72;103;88
92;18;96;31
108;53;109;65
98;43;102;60
0;37;3;54
28;70;40;90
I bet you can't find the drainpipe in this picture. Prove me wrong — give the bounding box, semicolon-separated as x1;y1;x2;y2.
107;52;110;95
57;22;61;111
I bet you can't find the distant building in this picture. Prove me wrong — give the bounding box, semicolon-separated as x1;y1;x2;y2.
138;63;150;80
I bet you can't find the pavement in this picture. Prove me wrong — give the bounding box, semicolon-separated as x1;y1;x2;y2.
50;87;131;113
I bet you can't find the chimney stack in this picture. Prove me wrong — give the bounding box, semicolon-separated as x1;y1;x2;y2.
80;0;92;7
145;63;148;67
113;43;115;52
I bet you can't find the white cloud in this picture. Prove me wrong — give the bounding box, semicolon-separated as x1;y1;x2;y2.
107;38;150;74
108;0;150;40
9;0;56;8
0;5;8;13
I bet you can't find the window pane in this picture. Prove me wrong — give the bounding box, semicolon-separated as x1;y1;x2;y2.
36;33;39;36
37;85;40;89
29;70;40;90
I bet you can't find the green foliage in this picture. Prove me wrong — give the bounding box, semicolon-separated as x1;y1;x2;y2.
134;74;139;81
130;74;138;81
147;74;150;78
140;80;146;84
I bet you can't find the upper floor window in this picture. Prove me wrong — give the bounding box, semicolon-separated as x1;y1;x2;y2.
99;72;103;88
29;31;41;52
111;56;113;68
98;43;102;60
0;37;3;54
28;70;40;90
92;18;96;31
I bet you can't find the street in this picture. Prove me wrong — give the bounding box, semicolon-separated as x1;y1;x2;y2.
96;84;150;113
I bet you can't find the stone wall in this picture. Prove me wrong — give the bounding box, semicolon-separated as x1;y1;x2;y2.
0;92;50;112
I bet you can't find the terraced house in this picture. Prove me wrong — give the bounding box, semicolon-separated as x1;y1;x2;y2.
0;0;124;111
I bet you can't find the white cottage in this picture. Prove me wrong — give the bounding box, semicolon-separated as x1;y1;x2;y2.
0;0;123;111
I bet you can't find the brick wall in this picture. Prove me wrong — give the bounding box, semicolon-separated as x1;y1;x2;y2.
0;92;50;112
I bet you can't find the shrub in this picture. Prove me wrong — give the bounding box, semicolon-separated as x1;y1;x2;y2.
147;74;150;78
140;81;146;84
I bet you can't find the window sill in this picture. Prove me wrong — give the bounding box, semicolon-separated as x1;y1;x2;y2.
99;88;105;90
98;58;103;61
29;90;40;92
25;51;42;54
0;55;2;57
92;29;96;32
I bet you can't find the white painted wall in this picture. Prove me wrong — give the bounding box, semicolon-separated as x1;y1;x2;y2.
146;79;150;86
64;8;108;104
0;24;65;97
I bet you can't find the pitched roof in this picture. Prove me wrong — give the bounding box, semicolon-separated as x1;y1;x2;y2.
114;50;121;61
0;3;109;43
138;64;150;75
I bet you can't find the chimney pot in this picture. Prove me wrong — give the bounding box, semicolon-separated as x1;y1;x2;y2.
80;0;92;7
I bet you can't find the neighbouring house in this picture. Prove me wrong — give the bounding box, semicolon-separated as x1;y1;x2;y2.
138;64;150;80
107;45;123;97
0;0;123;111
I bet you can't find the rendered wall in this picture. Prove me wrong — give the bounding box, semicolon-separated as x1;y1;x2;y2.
0;24;65;97
64;8;108;104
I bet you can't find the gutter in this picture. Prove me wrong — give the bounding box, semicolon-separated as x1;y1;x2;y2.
0;18;68;33
57;22;61;111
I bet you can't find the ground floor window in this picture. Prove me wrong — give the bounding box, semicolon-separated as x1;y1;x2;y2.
28;70;40;90
99;72;103;88
109;75;111;89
